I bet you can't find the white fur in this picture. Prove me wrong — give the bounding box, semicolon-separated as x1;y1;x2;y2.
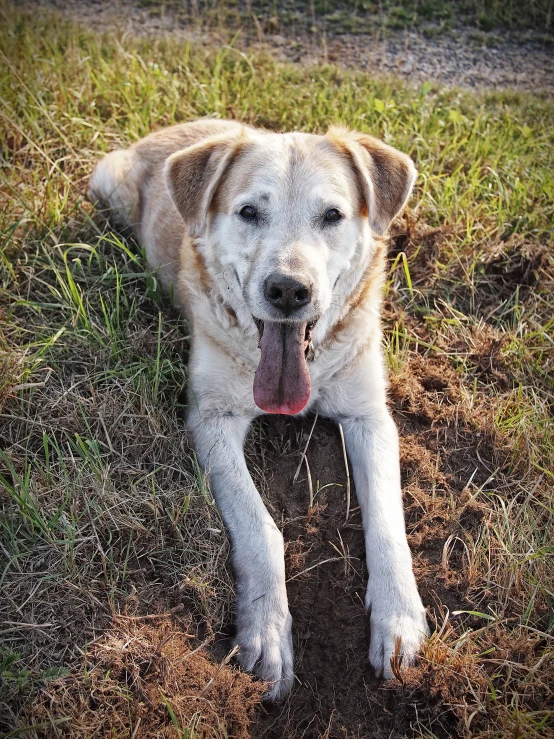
88;120;429;701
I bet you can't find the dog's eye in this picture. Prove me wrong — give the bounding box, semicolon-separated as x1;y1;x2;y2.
239;205;257;220
323;208;342;224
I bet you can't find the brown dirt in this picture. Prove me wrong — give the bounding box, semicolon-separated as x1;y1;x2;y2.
225;350;500;739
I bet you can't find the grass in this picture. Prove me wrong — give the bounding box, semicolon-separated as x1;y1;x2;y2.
1;2;553;737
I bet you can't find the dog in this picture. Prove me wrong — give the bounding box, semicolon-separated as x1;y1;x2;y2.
88;119;429;701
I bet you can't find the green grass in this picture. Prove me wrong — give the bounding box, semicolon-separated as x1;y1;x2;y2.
1;2;553;737
317;0;553;32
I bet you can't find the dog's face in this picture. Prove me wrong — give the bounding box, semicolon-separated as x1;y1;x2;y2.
166;126;416;415
208;134;368;326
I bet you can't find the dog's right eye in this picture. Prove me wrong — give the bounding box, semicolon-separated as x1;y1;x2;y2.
239;205;257;220
323;208;343;224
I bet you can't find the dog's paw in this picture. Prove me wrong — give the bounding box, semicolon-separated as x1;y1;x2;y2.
234;603;294;701
366;588;429;679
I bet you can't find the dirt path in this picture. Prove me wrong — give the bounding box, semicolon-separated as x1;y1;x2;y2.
297;31;554;94
29;0;554;94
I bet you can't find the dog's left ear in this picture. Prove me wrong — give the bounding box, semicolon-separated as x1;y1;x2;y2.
327;127;417;236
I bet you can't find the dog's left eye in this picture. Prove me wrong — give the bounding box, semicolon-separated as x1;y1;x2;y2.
323;208;342;224
239;205;257;220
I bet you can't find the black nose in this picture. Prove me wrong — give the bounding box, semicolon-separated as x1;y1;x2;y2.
264;273;312;315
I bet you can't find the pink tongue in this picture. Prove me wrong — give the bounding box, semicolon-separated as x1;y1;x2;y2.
253;322;311;415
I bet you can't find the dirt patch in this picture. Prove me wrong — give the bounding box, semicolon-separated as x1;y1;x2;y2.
290;31;554;94
232;351;499;738
29;614;264;738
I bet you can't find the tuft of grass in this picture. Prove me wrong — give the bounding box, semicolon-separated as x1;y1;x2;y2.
26;615;264;738
1;2;553;737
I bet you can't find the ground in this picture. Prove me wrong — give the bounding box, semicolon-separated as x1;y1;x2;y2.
1;2;553;738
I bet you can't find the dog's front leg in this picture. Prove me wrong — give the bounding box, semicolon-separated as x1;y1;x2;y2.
337;408;429;677
187;403;293;700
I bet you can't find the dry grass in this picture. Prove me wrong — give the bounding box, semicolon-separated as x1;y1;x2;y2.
27;614;264;738
1;2;553;737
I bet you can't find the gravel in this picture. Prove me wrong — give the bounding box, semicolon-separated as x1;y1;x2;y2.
25;0;554;95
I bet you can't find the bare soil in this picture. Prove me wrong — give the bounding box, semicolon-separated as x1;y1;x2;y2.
227;348;498;738
27;0;554;94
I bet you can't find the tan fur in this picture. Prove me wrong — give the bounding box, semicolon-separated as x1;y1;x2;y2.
326;126;416;235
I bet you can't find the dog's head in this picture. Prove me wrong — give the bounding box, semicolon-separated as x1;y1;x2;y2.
165;125;416;415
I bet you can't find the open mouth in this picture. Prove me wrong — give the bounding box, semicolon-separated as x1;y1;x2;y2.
253;318;316;357
252;318;318;415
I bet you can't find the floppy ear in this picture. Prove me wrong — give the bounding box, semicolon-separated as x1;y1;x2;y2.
327;127;417;236
164;131;246;235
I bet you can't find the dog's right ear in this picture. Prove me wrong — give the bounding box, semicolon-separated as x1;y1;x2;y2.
165;132;245;235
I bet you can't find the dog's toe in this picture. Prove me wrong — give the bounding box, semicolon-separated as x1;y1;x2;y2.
235;611;294;701
368;602;429;680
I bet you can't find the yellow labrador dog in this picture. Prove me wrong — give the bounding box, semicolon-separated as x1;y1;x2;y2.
89;119;429;700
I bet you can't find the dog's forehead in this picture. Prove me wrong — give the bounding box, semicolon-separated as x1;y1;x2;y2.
225;132;357;203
